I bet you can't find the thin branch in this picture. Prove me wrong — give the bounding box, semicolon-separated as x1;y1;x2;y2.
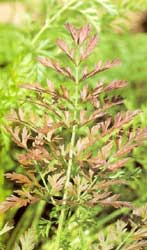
55;54;80;250
32;0;77;44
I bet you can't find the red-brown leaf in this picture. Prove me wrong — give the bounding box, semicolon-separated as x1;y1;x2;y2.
78;24;91;45
80;59;121;81
47;80;55;93
65;23;79;44
38;57;75;81
80;84;89;101
57;39;69;54
81;34;98;60
5;172;32;185
107;158;130;171
105;80;128;91
0;195;29;213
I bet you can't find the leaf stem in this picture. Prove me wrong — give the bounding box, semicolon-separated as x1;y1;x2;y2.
55;62;79;250
32;0;76;45
36;164;50;194
116;229;135;250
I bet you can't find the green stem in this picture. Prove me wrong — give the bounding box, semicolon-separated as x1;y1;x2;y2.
36;164;50;194
116;229;135;250
7;203;39;249
36;164;56;206
87;207;130;247
55;64;79;250
32;0;76;45
81;176;98;198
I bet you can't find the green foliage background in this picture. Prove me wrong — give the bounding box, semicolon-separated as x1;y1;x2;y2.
0;0;147;248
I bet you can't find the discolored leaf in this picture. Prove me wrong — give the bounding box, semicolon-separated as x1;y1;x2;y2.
65;23;79;44
80;59;121;81
107;158;130;171
7;126;30;149
104;80;128;92
38;57;75;81
81;34;98;60
0;195;29;213
80;84;89;101
0;223;13;236
78;24;91;45
5;172;32;185
48;172;65;194
14;228;35;250
47;80;55;93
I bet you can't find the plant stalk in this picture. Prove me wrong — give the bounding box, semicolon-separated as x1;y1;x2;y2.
32;0;76;44
55;63;79;250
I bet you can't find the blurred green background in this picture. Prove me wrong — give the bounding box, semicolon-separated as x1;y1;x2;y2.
0;0;147;245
